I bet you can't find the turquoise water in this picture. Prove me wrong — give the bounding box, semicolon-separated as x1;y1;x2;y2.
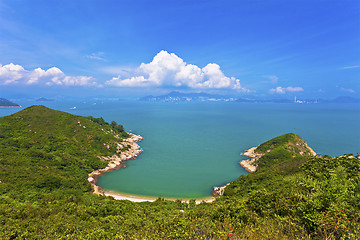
1;101;360;198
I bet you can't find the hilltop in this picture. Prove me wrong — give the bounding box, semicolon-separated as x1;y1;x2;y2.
0;107;359;239
240;133;316;172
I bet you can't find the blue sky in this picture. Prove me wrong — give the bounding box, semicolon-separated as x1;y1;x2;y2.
0;0;359;99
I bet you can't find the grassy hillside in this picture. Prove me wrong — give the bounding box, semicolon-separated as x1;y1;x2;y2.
253;133;315;169
0;106;359;239
0;105;129;196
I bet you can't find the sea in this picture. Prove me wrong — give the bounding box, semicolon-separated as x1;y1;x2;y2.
1;100;360;199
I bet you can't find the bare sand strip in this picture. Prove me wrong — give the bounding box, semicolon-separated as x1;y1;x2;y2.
88;132;216;204
305;143;317;156
103;190;215;204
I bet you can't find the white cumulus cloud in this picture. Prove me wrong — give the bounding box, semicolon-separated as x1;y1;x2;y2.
105;50;248;91
0;63;97;86
269;86;304;94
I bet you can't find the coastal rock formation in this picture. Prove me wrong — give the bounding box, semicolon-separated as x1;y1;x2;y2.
88;133;143;195
213;146;263;196
212;183;230;197
240;147;263;173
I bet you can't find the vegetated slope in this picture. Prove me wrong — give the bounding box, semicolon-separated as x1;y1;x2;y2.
223;133;359;238
255;133;315;169
0;105;129;196
0;108;359;239
0;98;19;107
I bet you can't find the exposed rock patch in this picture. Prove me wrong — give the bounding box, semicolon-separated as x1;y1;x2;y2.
239;147;264;173
212;183;230;197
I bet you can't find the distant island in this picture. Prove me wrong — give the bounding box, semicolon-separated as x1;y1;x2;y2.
0;106;358;239
36;97;55;102
139;91;360;104
0;98;21;107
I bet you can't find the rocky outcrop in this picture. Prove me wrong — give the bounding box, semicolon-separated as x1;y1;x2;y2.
88;133;143;195
239;147;263;173
212;183;230;197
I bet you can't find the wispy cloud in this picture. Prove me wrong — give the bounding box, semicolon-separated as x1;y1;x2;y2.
269;86;304;94
263;75;279;84
100;66;135;76
86;52;106;61
340;87;355;93
105;50;249;92
341;65;360;69
0;63;97;86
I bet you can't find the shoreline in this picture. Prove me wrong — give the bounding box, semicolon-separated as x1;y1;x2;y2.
88;132;144;198
213;147;263;196
239;146;263;173
88;132;216;204
102;190;215;204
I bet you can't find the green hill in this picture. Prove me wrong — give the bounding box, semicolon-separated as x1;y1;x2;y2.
256;133;316;169
0;105;129;196
0;106;359;239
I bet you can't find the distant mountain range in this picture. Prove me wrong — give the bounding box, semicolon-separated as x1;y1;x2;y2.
139;91;236;102
36;97;55;102
0;98;20;107
236;98;292;103
139;91;360;104
320;96;360;103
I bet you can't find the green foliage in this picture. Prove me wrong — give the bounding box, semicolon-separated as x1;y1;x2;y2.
87;116;128;138
0;106;359;239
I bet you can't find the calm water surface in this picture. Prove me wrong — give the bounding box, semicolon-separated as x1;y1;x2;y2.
1;101;359;198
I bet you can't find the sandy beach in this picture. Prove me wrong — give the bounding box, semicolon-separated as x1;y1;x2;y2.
103;190;215;204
